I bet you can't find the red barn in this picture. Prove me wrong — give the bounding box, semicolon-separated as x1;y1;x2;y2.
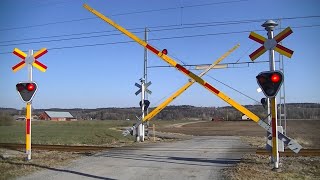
39;111;76;121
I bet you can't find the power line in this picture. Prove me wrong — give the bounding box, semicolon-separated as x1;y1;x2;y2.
1;22;319;48
147;60;276;68
1;15;319;45
0;20;258;47
0;31;144;47
205;74;260;104
0;24;319;55
1;16;260;44
0;0;249;32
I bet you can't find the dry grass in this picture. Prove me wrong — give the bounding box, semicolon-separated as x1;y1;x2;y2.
0;149;81;180
222;135;320;180
222;154;320;180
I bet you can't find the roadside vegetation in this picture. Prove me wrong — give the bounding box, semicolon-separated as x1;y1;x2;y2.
0;120;134;145
0;120;138;179
0;112;14;126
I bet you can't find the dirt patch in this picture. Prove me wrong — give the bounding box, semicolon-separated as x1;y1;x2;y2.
158;120;320;179
157;120;320;148
222;154;320;180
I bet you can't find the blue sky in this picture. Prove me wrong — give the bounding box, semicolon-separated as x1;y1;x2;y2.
0;0;319;109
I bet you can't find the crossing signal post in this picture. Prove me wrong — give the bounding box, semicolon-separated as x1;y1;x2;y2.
135;79;152;142
249;19;294;170
12;48;48;161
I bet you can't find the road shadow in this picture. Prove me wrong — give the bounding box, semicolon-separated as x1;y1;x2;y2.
168;157;240;165
7;161;115;180
98;151;241;167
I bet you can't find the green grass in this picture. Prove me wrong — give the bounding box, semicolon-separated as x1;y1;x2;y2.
0;120;134;145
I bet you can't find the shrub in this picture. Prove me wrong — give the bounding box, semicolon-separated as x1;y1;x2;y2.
0;113;14;126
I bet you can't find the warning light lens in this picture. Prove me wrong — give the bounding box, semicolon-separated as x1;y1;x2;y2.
27;83;35;91
271;73;281;83
162;49;168;55
16;84;24;92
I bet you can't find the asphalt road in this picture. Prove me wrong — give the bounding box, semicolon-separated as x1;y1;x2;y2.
20;136;253;180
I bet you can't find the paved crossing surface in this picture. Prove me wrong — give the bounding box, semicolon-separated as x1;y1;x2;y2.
20;136;252;180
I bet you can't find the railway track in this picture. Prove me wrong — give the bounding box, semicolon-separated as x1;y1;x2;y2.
256;148;320;156
0;143;113;152
1;143;319;156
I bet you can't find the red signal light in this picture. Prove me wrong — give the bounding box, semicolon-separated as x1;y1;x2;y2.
162;49;168;55
16;82;38;102
27;83;35;91
271;73;281;83
256;71;283;98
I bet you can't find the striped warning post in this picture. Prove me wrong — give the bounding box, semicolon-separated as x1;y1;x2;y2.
26;102;31;160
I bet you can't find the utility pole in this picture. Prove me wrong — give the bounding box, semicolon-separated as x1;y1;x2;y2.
262;20;279;170
144;27;148;100
136;28;150;142
144;27;149;139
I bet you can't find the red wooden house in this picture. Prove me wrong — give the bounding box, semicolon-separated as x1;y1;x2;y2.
39;111;76;121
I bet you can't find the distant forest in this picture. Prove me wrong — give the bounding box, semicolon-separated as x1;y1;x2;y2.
1;103;319;121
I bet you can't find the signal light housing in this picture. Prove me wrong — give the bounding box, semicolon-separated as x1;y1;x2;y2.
16;82;38;102
139;100;150;110
256;71;284;98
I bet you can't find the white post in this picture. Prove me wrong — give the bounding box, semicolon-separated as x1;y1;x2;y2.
141;78;145;142
27;50;33;161
262;20;279;170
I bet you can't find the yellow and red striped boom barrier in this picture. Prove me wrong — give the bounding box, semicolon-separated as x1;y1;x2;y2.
83;4;302;153
144;44;239;122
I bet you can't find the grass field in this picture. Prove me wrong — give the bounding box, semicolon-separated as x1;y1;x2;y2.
1;119;319;179
0;119;189;179
0;120;135;145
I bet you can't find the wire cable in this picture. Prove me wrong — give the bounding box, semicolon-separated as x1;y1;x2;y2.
0;24;319;55
1;15;319;44
205;74;260;104
0;0;250;32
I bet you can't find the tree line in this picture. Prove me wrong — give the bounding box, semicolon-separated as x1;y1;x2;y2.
1;103;319;121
